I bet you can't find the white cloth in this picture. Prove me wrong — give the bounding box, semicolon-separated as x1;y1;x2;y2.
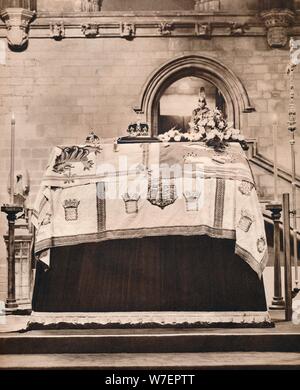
32;142;268;277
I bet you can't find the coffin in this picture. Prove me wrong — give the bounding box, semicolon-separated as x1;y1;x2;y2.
31;141;270;326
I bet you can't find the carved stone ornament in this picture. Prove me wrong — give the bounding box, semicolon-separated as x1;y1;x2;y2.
194;0;220;12
195;23;211;38
0;8;35;50
158;22;173;36
261;9;295;48
7;170;30;208
82;23;99;38
120;23;135;40
50;21;65;41
81;0;103;12
230;23;249;36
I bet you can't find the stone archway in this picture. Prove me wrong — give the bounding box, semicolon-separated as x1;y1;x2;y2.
134;55;255;135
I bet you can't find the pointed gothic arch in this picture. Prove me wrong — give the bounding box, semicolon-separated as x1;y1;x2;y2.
134;54;255;135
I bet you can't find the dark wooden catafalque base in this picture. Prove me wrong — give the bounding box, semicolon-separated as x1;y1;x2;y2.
32;235;270;328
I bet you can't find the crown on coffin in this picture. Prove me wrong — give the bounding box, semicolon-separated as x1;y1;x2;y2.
127;116;150;137
85;131;101;145
63;199;80;209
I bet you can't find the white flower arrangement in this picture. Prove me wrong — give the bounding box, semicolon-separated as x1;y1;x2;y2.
158;99;247;152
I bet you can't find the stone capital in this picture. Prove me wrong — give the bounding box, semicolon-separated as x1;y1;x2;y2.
261;8;295;48
0;7;35;50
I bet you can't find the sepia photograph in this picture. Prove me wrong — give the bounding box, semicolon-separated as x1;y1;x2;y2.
0;0;299;376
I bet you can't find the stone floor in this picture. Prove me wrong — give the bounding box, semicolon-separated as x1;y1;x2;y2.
0;310;299;369
1;352;300;370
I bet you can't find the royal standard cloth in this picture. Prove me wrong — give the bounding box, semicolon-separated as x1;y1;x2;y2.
32;142;268;277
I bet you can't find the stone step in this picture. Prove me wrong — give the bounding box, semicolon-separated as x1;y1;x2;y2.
1;326;300;354
1;352;300;370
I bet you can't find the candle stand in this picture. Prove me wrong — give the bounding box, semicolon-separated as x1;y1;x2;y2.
1;204;23;313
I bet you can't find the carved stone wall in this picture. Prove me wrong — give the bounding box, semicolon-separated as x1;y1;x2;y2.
0;0;36;10
260;0;295;10
261;8;295;48
194;0;220;12
101;0;194;11
37;0;195;12
81;0;102;12
37;0;82;13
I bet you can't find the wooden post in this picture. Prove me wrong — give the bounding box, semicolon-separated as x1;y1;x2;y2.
1;205;22;313
266;202;285;310
282;193;293;321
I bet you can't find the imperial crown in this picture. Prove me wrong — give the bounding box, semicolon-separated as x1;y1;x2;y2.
85;131;101;145
127;118;150;138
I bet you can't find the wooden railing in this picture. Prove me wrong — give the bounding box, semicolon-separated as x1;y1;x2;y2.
265;195;299;321
247;138;300;190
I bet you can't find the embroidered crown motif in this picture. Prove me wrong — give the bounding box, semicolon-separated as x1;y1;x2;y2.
184;191;201;212
122;193;140;214
63;199;80;221
238;209;255;233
